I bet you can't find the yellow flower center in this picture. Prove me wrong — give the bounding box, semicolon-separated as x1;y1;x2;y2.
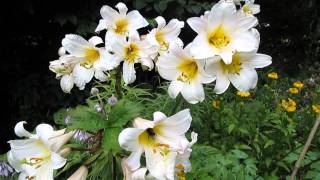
81;48;100;68
208;26;230;49
124;43;139;63
212;100;221;109
155;31;169;51
281;98;297;112
242;4;252;14
177;59;199;83
114;18;128;35
220;53;242;74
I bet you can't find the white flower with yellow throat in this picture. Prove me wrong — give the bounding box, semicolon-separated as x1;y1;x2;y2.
156;43;215;104
7;121;74;180
187;0;259;64
61;34;117;90
118;109;192;179
96;2;149;45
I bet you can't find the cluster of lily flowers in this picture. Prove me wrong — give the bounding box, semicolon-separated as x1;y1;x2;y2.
4;0;273;179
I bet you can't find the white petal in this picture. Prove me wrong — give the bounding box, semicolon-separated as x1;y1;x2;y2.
123;61;136;85
106;30;126;46
228;65;258;91
60;74;74;93
236;16;258;32
190;33;215;59
214;68;230;94
220;51;233;65
155;16;166;28
127;11;149;30
51;152;67;169
232;31;259;52
162;19;184;41
72;64;94;90
187;17;207;34
94;70;108;82
133;118;155;129
181;82;205;104
158;109;192;136
49;131;75;152
153;112;167;122
145;148;176;180
126;148;144;171
62;34;91;56
100;5;118;22
132;167;147;180
88;36;103;46
118;128;143;151
35;162;54;180
95;50;120;70
140;58;154;71
244;53;272;68
14;121;32;138
36;124;55;143
67;165;88;180
58;47;66;56
116;2;128;15
95;19;108;33
168;81;184;99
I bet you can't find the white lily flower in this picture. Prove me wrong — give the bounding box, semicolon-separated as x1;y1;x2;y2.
206;51;272;94
156;44;215;104
118;109;192;179
96;2;149;44
7;121;74;180
122;158;148;180
112;32;158;85
146;16;184;55
240;0;260;16
174;132;198;180
67;165;88;180
49;55;80;93
61;34;117;90
187;0;259;64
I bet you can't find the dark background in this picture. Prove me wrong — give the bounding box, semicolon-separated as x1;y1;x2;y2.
1;0;319;153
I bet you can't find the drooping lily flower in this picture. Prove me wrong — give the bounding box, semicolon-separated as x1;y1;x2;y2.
7;121;74;180
146;16;184;55
156;44;215;104
187;0;259;64
206;51;272;94
61;34;117;90
96;2;149;45
118;109;192;179
112;32;158;85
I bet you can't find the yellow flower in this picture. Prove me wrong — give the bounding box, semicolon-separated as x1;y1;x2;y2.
293;81;304;89
268;72;278;80
237;91;251;97
212;100;221;109
288;88;299;94
281;98;297;112
312;105;320;113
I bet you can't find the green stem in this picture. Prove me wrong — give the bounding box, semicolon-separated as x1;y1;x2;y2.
170;95;184;115
115;66;123;100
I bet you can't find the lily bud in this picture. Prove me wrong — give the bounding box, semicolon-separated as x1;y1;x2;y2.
67;165;88;180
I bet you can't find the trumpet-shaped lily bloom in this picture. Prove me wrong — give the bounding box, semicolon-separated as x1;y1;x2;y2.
96;2;149;44
187;0;259;64
7;121;74;180
240;0;260;16
61;34;117;90
156;44;215;104
118;109;192;179
206;51;272;94
112;32;158;85
146;16;184;54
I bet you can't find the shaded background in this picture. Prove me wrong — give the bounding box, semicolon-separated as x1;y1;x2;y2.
1;0;319;153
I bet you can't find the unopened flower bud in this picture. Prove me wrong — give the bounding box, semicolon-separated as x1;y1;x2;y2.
58;147;72;157
108;96;118;106
90;88;99;96
67;165;88;180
